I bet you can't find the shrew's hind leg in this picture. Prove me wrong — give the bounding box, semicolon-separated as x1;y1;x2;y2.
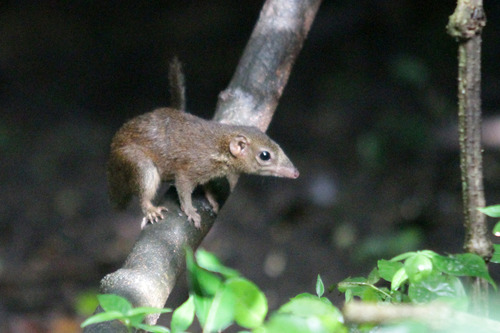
203;185;219;213
117;145;168;228
139;163;168;228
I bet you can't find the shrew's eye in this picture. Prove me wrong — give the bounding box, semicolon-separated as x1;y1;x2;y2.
259;151;271;161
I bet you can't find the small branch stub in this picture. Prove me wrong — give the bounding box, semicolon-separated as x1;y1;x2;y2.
447;2;486;40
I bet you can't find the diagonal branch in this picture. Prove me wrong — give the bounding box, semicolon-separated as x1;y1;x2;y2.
84;0;322;331
215;0;321;131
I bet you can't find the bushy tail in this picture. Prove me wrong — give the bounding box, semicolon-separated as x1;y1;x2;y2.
108;183;132;210
169;57;186;111
106;160;133;210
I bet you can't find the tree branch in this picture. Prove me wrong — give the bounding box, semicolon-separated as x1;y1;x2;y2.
214;0;321;131
343;301;500;332
447;0;492;314
84;0;322;331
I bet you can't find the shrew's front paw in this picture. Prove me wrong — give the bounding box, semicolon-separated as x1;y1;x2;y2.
141;206;168;229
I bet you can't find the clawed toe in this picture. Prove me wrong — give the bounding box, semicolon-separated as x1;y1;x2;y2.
182;206;202;229
189;213;201;229
141;206;168;229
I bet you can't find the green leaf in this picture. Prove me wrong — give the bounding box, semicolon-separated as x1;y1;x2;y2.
80;311;125;327
74;290;100;317
196;249;240;278
128;307;172;316
390;251;418;262
391;267;408;291
125;313;147;327
493;222;500;237
337;277;367;293
405;254;433;283
491;244;500;264
260;313;319;333
281;296;343;321
171;295;195;333
478;205;500;218
337;277;390;302
337;278;365;292
226;278;267;328
367;267;380;284
273;297;345;332
97;294;132;314
344;289;352;303
319;296;333;306
136;323;171;333
378;260;403;282
388;289;405;303
186;248;222;297
316;275;325;297
359;287;383;302
293;292;316;299
198;269;223;296
186;247;196;271
294;293;334;307
408;274;466;304
432;253;496;288
418;250;439;259
261;312;347;333
203;284;236;333
193;295;212;327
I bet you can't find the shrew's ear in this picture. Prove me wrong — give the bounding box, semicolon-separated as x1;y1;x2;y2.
229;135;249;157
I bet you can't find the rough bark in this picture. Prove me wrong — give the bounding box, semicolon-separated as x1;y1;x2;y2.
446;0;492;315
84;0;322;331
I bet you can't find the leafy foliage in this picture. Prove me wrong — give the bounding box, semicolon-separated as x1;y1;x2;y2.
478;205;500;263
337;250;495;309
80;294;171;332
184;248;345;333
81;248;498;332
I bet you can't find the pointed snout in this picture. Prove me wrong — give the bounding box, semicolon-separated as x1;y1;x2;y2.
289;167;300;179
276;166;299;179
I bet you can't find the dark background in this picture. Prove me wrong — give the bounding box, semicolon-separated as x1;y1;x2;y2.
2;0;500;331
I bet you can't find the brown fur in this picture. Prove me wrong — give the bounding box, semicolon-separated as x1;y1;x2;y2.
107;107;299;228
